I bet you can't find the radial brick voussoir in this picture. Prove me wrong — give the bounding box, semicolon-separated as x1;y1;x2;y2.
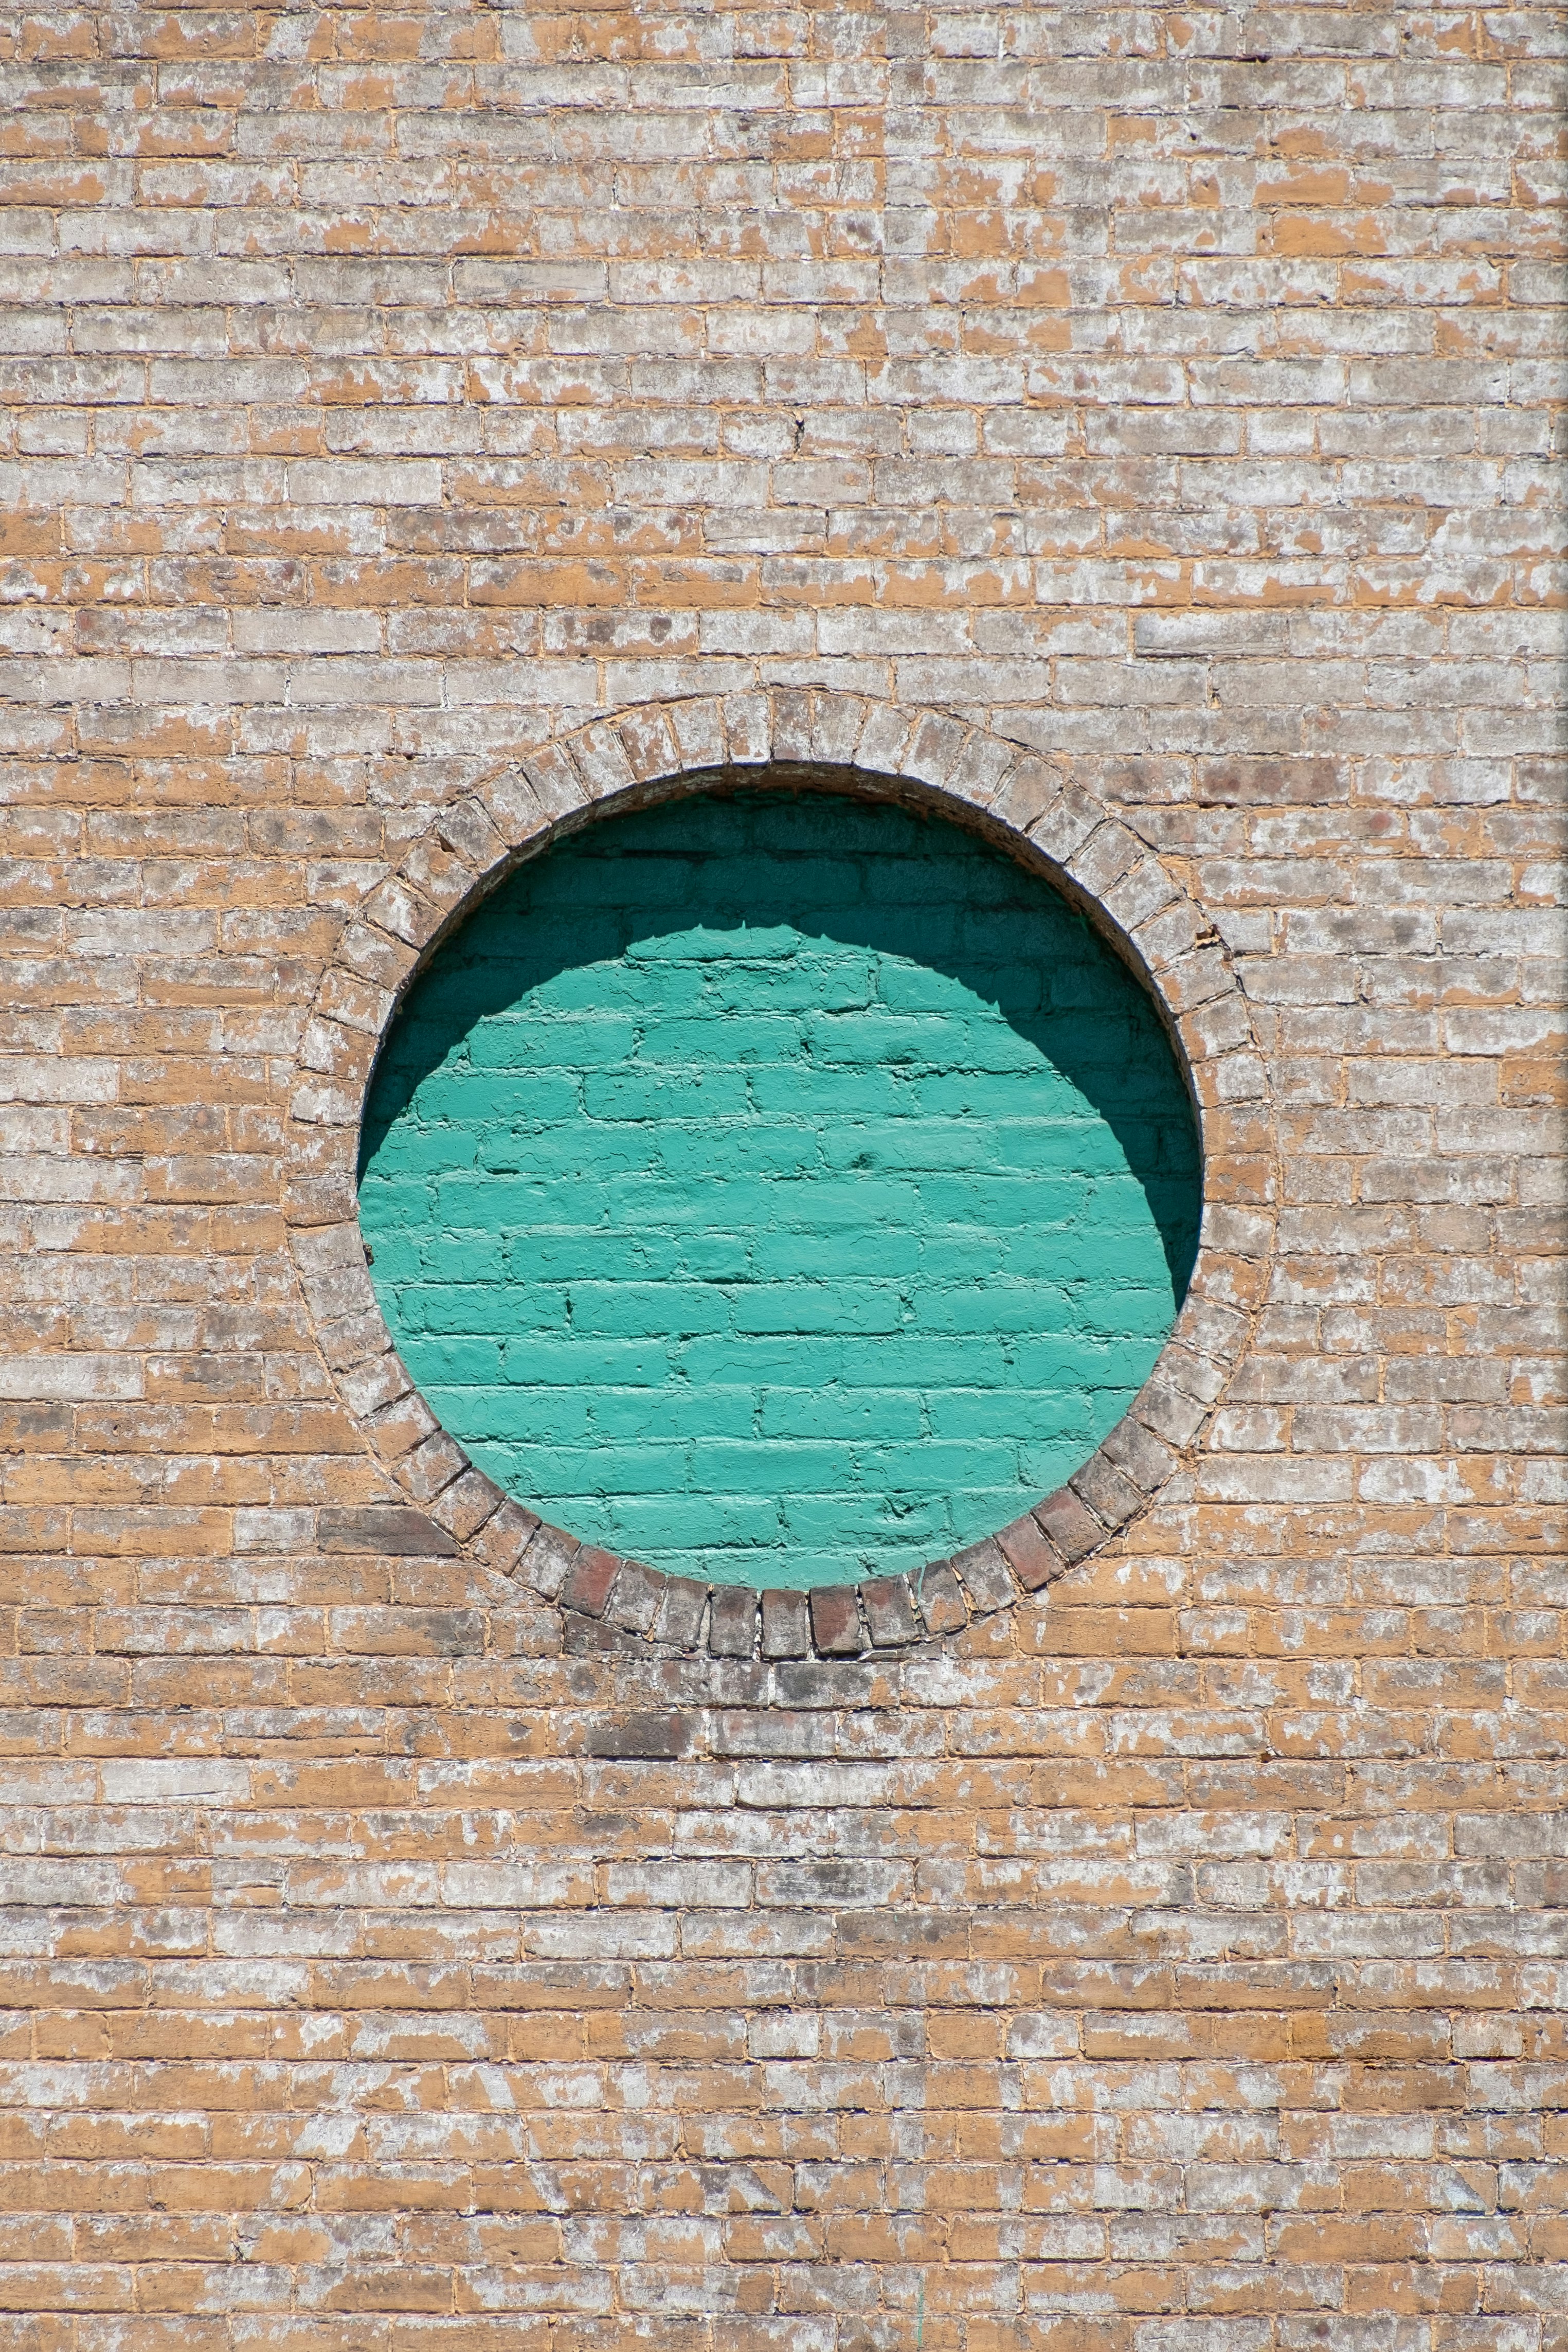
287;696;1277;1662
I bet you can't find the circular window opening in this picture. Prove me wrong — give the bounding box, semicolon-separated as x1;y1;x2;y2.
356;785;1201;1591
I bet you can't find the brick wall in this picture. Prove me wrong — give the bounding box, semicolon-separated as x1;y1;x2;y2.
2;4;1564;2348
358;786;1200;1589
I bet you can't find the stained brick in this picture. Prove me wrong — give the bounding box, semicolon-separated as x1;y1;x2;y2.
316;1506;458;1559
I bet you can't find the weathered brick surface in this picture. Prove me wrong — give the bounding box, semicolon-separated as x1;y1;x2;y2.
1;3;1564;2345
290;700;1272;1653
355;784;1203;1590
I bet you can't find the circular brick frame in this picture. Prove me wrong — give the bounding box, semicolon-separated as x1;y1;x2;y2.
285;691;1277;1662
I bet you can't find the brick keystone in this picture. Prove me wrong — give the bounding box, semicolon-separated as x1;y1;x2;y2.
669;696;726;772
1034;1486;1106;1565
318;1506;459;1558
853;702;915;777
906;709;970;786
562;1545;624;1619
995;1513;1064;1593
723;693;770;766
809;1586;862;1656
772;687;815;763
914;1564;968;1638
809;693;866;765
616;707;677;782
573;724;638;801
949;1538;1016;1615
709;1587;759;1658
761;1588;812;1660
860;1576;922;1648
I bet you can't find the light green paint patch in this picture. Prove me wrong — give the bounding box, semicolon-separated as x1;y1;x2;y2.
358;789;1201;1588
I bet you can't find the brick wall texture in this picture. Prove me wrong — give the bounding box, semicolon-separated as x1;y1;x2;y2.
3;3;1566;2349
357;788;1201;1590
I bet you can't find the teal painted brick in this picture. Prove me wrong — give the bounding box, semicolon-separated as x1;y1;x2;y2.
583;1069;753;1120
599;1387;761;1441
367;1233;425;1284
499;1339;669;1386
467;1017;639;1070
836;1337;1011;1388
728;1285;907;1338
426;1237;507;1283
676;1334;851;1385
779;1493;954;1560
757;1388;927;1441
416;1337;508;1384
359;789;1201;1588
763;1229;924;1280
448;1387;597;1444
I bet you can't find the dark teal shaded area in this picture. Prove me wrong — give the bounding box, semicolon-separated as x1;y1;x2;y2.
358;788;1201;1588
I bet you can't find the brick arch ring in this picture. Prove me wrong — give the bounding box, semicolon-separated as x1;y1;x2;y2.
286;691;1277;1662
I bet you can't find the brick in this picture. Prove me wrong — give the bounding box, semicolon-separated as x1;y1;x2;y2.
995;1513;1064;1594
913;1563;968;1637
808;1585;862;1657
424;1468;501;1545
519;1521;578;1602
948;1538;1018;1615
1072;1448;1161;1524
317;1506;458;1558
709;1587;759;1659
468;1496;542;1577
652;1573;709;1650
860;1575;923;1648
561;1545;624;1620
1035;1485;1108;1566
761;1588;812;1661
602;1557;664;1637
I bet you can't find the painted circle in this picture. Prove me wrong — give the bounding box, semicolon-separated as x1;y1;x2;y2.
357;787;1202;1588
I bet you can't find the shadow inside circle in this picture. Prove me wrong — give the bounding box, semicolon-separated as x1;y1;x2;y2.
360;782;1201;1302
